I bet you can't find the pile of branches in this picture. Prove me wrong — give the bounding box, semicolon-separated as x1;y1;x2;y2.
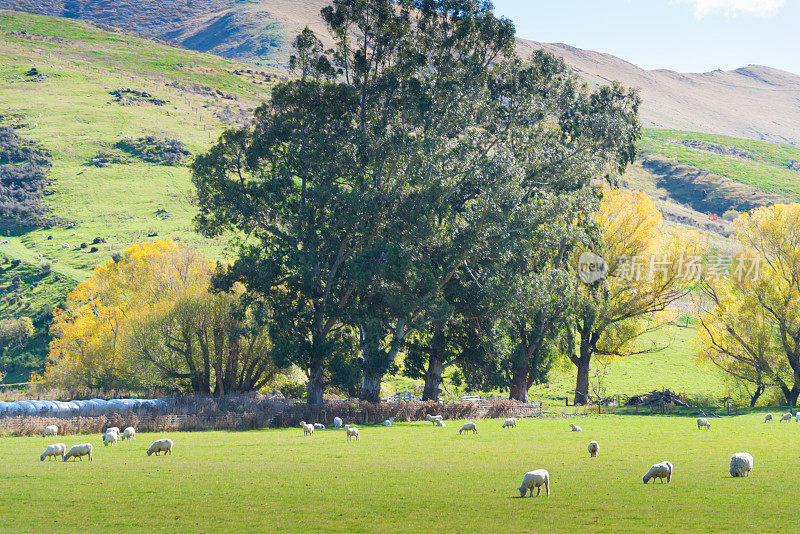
625;390;691;407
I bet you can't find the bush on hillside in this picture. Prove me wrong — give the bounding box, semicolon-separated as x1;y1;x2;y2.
114;136;190;166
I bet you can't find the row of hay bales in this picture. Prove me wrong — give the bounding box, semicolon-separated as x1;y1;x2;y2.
0;398;167;417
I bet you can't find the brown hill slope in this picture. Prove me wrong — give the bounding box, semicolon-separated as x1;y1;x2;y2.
4;0;800;145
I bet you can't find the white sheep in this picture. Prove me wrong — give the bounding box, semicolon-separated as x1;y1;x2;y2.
344;424;359;441
299;421;315;436
779;412;792;423
314;423;325;430
458;422;478;435
569;423;582;432
729;452;753;477
40;443;66;461
64;443;93;461
382;417;394;426
42;425;58;438
122;427;135;441
333;417;343;429
764;412;773;423
502;417;517;429
105;427;120;436
434;420;446;427
696;417;711;430
588;441;599;458
426;414;444;425
103;431;118;447
642;461;673;484
146;438;173;456
61;243;70;249
518;469;550;497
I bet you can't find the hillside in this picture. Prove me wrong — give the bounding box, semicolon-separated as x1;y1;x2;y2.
0;10;285;379
4;0;800;146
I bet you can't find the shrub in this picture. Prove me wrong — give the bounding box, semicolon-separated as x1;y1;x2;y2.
9;259;21;267
722;209;740;222
111;252;122;263
89;246;98;253
92;237;105;244
80;242;87;249
40;263;51;274
114;136;190;166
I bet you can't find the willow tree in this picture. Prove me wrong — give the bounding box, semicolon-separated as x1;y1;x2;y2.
698;204;800;406
569;189;705;405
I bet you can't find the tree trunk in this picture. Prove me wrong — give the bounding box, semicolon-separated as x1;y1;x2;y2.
360;370;382;403
574;358;591;406
785;384;800;406
422;355;445;402
307;362;325;405
749;384;765;407
509;369;529;403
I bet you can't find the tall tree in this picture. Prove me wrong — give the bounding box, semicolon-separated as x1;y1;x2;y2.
569;188;704;405
698;204;800;406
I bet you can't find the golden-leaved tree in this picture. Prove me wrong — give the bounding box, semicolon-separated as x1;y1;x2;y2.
570;187;705;405
698;204;800;406
44;240;282;393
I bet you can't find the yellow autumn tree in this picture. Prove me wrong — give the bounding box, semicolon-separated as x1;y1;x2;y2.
698;203;800;406
45;240;212;389
570;187;706;404
44;240;285;393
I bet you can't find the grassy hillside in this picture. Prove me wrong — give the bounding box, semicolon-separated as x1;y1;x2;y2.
637;129;800;207
0;10;285;379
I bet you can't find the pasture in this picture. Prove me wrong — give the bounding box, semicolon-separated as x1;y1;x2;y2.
2;414;798;532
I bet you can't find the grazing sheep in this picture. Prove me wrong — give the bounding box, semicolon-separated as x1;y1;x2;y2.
502;417;517;429
382;417;393;426
764;413;773;423
588;441;599;458
697;417;711;430
434;420;446;427
642;461;673;484
40;443;66;461
344;424;359;441
779;412;792;423
518;469;550;497
569;423;582;432
64;443;93;461
426;414;444;425
105;427;120;435
313;423;325;430
333;417;343;429
42;425;58;438
103;431;118;447
146;438;173;456
122;427;135;441
62;243;69;249
299;421;315;436
458;422;478;435
729;452;754;478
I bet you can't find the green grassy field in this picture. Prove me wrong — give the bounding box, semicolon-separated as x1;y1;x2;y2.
2;415;798;532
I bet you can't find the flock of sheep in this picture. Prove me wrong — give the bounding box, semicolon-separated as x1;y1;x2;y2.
298;412;789;497
38;424;173;462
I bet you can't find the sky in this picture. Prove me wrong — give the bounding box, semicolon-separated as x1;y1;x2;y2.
491;0;800;75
